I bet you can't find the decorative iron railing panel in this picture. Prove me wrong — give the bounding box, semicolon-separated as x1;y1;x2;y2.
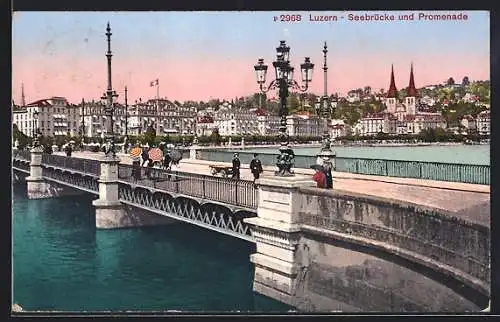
335;157;490;185
12;150;31;162
12;160;30;172
42;167;99;194
118;164;258;209
41;154;101;177
197;149;490;185
118;184;255;242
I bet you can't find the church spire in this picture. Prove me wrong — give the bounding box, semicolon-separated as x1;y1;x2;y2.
407;63;418;97
386;64;398;98
21;83;26;107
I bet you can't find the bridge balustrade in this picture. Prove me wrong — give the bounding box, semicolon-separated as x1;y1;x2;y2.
12;150;31;161
41;154;101;177
335;157;490;185
12;159;30;172
297;187;491;289
118;164;258;209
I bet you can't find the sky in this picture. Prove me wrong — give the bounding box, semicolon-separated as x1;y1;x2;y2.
12;11;490;104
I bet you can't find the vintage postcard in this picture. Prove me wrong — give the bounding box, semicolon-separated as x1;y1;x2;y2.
11;10;490;313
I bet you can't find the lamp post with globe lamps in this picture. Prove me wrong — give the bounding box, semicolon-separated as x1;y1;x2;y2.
254;40;314;176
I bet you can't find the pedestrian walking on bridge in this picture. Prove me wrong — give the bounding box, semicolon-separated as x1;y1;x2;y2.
250;153;263;184
232;153;241;180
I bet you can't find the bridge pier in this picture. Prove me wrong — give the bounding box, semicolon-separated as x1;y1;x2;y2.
25;146;79;199
244;175;316;307
92;157;176;229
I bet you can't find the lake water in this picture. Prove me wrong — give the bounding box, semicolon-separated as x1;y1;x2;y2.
246;144;490;165
12;183;291;312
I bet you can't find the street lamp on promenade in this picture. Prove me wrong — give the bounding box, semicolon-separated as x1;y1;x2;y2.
100;22;119;158
124;86;128;139
80;98;86;143
32;110;40;147
254;40;314;176
314;41;336;169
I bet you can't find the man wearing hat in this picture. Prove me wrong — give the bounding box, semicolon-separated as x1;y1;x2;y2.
232;153;241;179
250;153;263;184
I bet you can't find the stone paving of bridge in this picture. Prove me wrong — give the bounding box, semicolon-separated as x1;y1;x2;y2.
52;151;490;227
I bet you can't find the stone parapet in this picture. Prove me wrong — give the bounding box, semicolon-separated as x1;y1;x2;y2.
244;175;315;305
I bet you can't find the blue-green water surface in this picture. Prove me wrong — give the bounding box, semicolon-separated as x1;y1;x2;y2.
12;184;290;312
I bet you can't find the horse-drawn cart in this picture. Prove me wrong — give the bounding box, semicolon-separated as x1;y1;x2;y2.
209;164;233;178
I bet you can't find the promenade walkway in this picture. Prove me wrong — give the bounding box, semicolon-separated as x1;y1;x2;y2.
52;151;490;227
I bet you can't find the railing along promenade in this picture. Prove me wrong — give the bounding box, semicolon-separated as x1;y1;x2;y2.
12;150;258;210
197;149;490;185
117;164;258;210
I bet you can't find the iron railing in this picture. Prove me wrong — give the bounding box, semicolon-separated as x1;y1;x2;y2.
12;149;31;162
12;159;30;172
41;154;101;177
118;184;255;242
42;167;99;194
118;164;258;209
335;157;490;185
197;149;490;185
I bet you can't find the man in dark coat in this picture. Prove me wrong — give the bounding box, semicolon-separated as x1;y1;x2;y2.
249;153;263;184
163;153;172;170
141;148;149;167
65;144;72;157
324;163;333;189
232;153;241;179
132;159;142;182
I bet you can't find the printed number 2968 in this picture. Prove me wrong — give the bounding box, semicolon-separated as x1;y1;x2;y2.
280;14;302;22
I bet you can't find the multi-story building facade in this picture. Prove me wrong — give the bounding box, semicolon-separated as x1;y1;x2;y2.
329;119;351;139
286;112;327;137
127;99;196;136
195;115;216;137
213;104;261;136
12;97;80;137
256;108;281;136
476;110;490;136
460;115;477;132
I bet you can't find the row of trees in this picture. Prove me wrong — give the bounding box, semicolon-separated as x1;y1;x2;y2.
338;128;487;143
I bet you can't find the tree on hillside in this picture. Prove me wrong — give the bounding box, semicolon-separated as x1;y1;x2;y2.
462;76;470;87
446;77;455;85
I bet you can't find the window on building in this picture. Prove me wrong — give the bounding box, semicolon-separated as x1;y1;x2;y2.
41;121;45;127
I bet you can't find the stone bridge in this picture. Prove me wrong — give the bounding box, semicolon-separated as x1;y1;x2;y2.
12;148;490;312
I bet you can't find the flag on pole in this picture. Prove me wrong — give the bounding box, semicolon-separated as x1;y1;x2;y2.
150;79;159;87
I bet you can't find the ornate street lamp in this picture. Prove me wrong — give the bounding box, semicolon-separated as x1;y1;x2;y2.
124;86;128;139
254;40;314;176
32;110;40;147
314;42;336;170
100;22;119;158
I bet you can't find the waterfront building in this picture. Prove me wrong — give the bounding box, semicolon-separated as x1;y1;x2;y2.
195;115;216;137
286;111;327;137
213;104;261;136
12;96;81;137
79;100;127;137
476;110;490;136
127;98;196;136
356;112;398;136
256;108;281;136
329;119;351;139
460;115;477;133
